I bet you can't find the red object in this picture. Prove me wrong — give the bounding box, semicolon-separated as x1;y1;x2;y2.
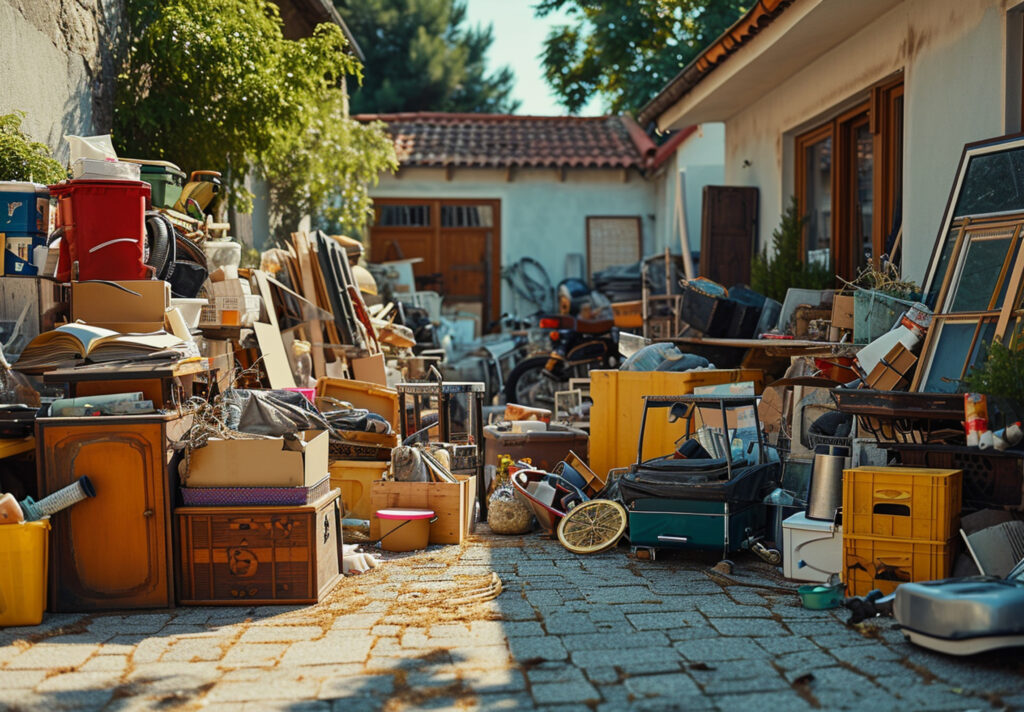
50;180;151;282
539;317;561;329
284;387;316;403
814;357;858;383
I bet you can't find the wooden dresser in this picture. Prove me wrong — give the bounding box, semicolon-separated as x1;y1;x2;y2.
36;413;189;612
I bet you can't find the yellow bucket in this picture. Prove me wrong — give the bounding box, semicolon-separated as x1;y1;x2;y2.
0;518;49;627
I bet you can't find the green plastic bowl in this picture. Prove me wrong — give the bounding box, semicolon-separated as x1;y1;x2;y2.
798;582;844;610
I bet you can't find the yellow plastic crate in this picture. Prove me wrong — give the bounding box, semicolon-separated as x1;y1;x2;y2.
842;533;955;597
329;460;389;520
0;518;49;627
843;466;962;541
588;369;764;479
315;378;399;430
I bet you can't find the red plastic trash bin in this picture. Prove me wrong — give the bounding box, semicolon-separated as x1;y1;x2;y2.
50;180;150;282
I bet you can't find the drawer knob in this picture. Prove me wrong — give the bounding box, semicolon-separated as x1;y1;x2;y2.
142;509;154;518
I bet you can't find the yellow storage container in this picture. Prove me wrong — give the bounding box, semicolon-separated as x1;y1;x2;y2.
588;369;764;479
315;378;400;430
843;466;962;542
329;460;389;519
0;518;50;627
842;533;955;597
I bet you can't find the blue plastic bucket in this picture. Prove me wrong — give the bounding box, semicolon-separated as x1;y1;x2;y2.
0;182;50;234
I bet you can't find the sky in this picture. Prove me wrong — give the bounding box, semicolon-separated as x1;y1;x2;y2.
462;0;604;116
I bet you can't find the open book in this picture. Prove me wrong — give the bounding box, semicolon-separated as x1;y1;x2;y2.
13;324;189;373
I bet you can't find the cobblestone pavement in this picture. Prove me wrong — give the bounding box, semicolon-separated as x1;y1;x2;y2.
2;529;1023;712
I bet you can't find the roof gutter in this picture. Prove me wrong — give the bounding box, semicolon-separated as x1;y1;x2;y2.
636;0;794;128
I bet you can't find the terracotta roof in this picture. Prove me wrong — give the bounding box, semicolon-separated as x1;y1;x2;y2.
353;113;660;170
636;0;795;127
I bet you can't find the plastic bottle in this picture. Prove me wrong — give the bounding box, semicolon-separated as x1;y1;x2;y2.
993;422;1023;451
291;340;313;387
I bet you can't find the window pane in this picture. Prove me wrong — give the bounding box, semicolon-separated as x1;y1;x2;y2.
440;205;493;228
947;231;1015;312
377;204;431;226
804;136;832;265
953;147;1024;217
854;121;874;272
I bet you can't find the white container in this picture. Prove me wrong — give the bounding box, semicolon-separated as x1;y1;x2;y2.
204;240;242;270
783;511;843;583
71;158;141;181
170;297;209;329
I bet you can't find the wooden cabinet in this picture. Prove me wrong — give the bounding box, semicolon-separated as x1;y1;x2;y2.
37;414;186;612
176;490;343;605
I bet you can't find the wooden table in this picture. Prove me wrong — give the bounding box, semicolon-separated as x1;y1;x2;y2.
0;436;34;460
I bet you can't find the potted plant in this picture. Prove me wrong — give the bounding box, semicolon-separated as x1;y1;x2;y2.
0;112;65;184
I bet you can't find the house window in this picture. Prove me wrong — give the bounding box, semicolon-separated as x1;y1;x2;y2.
377;204;431;227
795;76;903;280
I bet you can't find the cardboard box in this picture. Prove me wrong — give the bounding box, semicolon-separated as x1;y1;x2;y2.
199;279;245;326
864;343;917;391
183;430;329;488
831;294;855;332
368;475;475;545
72;280;169;333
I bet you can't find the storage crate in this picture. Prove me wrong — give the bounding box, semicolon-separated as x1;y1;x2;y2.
843;466;962;541
680;285;735;336
890;445;1024;511
0;518;49;626
843;534;955;596
328;459;389;519
611;300;643;329
483;424;588;472
316;377;399;429
588;369;765;480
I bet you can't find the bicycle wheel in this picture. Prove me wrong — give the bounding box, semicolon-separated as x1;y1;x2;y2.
556;499;627;555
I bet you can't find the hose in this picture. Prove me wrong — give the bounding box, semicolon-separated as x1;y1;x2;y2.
145;211;176;281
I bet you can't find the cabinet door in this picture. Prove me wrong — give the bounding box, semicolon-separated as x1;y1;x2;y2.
41;423;170;610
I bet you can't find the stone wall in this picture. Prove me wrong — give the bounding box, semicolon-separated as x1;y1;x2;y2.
0;0;122;157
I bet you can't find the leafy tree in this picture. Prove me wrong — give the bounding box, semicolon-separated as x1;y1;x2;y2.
536;0;747;115
113;0;396;238
751;197;833;303
338;0;520;114
0;113;66;184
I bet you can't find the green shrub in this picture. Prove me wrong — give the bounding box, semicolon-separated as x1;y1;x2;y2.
751;197;833;302
0;113;66;184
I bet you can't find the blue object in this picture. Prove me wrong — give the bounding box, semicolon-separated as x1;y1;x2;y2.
0;182;50;234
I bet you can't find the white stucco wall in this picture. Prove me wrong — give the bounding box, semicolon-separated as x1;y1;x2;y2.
721;0;1014;285
370;167;658;312
653;123;726;258
0;0;120;154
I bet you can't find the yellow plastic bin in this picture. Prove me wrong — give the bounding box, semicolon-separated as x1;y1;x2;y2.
376;509;434;552
329;460;389;519
0;518;50;627
588;369;765;479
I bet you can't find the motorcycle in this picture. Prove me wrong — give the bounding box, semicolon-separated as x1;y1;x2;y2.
504;280;620;407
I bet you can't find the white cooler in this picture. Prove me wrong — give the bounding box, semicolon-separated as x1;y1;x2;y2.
783;511;843;583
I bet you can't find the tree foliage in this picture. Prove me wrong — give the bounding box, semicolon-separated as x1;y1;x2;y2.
113;0;396;238
338;0;520;114
751;197;833;303
536;0;747;115
0;113;66;184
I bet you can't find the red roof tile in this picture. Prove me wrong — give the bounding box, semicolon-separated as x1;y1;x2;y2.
353;113;658;170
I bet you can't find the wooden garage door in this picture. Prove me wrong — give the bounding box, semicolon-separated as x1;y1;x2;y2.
370;198;501;328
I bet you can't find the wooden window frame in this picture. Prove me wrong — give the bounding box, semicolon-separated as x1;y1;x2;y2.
795;75;904;281
585;216;643;278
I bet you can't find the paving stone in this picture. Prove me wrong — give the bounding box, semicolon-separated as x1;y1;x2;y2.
0;669;48;688
525;663;588;685
531;680;600;705
78;653;129;672
6;643;98;669
206;677;320;703
627;611;704;630
584;666;621;685
35;670;121;692
239;625;323;643
673;637;769;662
500;621;545;637
560;630;669;652
220;642;289;666
542;611;596;635
460;667;527;694
507;636;568;662
160;637;225;662
688;659;790;695
279;634;373;666
707;616;790;637
570;646;682;669
624;671;702;698
754;635;818;654
712;689;817;712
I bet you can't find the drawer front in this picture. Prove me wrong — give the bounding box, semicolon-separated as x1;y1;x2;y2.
314;495;343;598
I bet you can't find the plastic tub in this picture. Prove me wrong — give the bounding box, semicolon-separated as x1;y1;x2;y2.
170;297;208;329
0;518;50;627
328;460;389;519
0;182;50;234
71;159;141;182
50;180;150;282
123;159;186;209
204;240;242;270
377;508;433;552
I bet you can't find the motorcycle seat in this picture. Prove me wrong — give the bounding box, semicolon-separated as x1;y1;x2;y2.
576;317;615;334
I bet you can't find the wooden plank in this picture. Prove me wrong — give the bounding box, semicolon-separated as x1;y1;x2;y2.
291;232;328;378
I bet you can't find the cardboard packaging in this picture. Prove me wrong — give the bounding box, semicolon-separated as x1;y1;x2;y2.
368;475;475;545
831;294;855;331
71;280;169;333
182;430;329;488
199;279;245;326
864;343;917;391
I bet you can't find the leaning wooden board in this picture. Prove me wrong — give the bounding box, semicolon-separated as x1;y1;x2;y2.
369;476;475;545
175;489;343;605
